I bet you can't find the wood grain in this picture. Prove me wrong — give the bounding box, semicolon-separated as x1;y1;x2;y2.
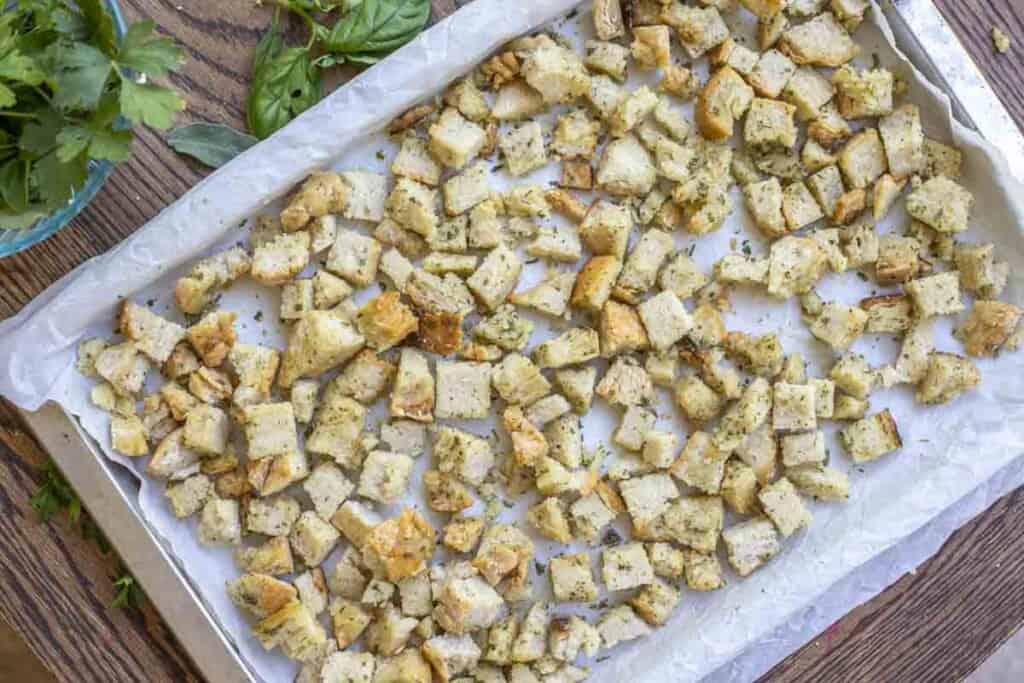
0;1;1023;681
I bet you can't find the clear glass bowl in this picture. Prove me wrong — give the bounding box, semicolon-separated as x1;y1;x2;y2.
0;0;127;258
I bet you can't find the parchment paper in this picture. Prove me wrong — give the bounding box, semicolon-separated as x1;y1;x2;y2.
0;2;1022;682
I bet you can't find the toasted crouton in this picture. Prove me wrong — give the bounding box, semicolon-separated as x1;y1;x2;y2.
696;66;755;140
778;12;859;67
915;352;980;405
906;176;973;234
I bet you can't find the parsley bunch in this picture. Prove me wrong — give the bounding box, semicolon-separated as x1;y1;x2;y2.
0;1;184;229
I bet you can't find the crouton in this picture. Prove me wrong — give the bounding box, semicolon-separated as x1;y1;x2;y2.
435;361;492;420
119;302;186;364
767;235;828;299
492;353;550;405
833;65;894;118
778;12;859;67
278;311;365;388
905;271;964;319
596;135;657;196
534;328;601;369
906;176;973;234
839;128;888;189
809;302;868;350
723;517;781;576
696;66;755;140
390;349;434;423
915;352;981;405
198;497;242;545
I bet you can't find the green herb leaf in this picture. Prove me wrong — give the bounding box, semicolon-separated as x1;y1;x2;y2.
117;20;185;78
119;78;185;129
19;107;65;157
48;41;112;110
167;122;257;168
320;0;429;55
0;159;30;212
58;124;132;163
246;47;321;139
111;574;145;610
29;460;79;523
77;0;119;56
35;149;89;208
252;15;285;77
0;48;46;87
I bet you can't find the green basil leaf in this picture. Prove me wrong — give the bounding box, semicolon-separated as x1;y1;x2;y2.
116;20;185;78
35;150;89;208
341;51;385;65
167;122;257;168
48;40;112;110
321;0;429;55
246;47;321;139
252;16;285;78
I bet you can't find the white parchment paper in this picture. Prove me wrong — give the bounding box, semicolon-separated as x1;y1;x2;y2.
1;2;1022;682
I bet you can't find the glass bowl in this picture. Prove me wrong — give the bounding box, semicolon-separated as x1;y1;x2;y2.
0;0;127;258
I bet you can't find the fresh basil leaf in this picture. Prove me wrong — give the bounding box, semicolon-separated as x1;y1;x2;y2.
76;0;119;56
341;51;385;65
252;16;285;78
48;40;112;110
0;158;30;212
117;20;184;78
321;0;429;55
167;122;257;168
119;79;185;129
0;82;15;108
246;47;321;139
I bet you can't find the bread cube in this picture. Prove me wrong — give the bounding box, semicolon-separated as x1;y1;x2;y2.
579;199;632;259
661;4;729;59
198;497;242;545
713;376;773;453
584;39;629;81
174;246;251;314
906;176;973;234
596;356;654;407
434;574;504;635
620;473;679;528
165;473;212;518
392;135;441;186
278;311;365;388
614;406;657;452
809;302;868;350
780;430;827;467
659;495;723;552
569;493;615;542
599;300;649;357
772;382;816;433
303;462;354;521
744;177;787;237
758;478;810;536
357;450;414;505
670;431;728;494
307;388;366;469
602;543;655;592
498;121;547;177
389;348;434;423
596;605;652;649
749;49;797;98
534;328;600;369
596;134;657;196
119;302;185;364
723;517;781;576
638;291;692;351
839;409;902;462
290;510;341;566
523;42;590;105
251;232;310;286
428;108;487;170
905;271;964;319
228;574;298;619
833;65;893;118
492;353;550;405
386;178;439;238
642;430;680;469
696;66;754;140
435;361;492;419
779;11;859;67
839;128;887;189
787;464;850;500
783;66;835;120
958;301;1022;357
674;375;724;425
110;414;149;456
466;244;522;312
878;104;924;177
915;352;981;405
767;235;829;299
782;181;824;232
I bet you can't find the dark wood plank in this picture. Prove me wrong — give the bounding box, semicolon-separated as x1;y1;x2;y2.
1;1;1024;682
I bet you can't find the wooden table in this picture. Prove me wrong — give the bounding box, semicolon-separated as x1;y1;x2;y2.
0;1;1021;681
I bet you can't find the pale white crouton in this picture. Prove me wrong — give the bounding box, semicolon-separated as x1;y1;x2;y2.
500;122;548;177
780;430;827;467
783;66;835;120
435;361;492;419
782;181;824;232
392;135;442;186
111;414;148;456
339;171;387;223
326;229;381;288
303;462;354;521
251;231;310;286
596;134;657;197
723;517;781;576
165;474;212;518
552;109;601;160
915;352;981;405
620;473;679;527
809;302;868;350
696;66;754;140
876;235;922;284
358;451;414;504
736;426;778;485
534;328;600;369
715;254;769;286
467;244;522;312
923;137;963;179
526;394;571;428
609;86;659;137
596;356;655;407
638;291;692;351
442;161;491;216
674;375;724;425
386;177;439;238
767;235;828;299
434;574;505;634
280;280;313;321
602;542;655;591
749;50;797;98
584;40;629;81
629;577;680;626
778;12;859;67
320;652;374;683
95;342;149;397
713;377;773;453
806;164;844;218
596;605;652;650
429;108;487;170
527;497;573;543
433;426;495;486
278;311;365;388
744;178;787;237
183;404;229;456
787;465;850;500
661;4;729;59
878;104;924;178
174;246;251;315
198;497;242;545
555;367;598;416
570;493;616;542
291;510;341;566
659;495;723;553
955;243;1009;299
670;431;728;494
523;42;591;105
839;409;902;462
614;230;674;303
118;302;185;364
579;199;632;259
493;79;546;121
905;271;964;318
772;382;817;433
244;402;298;460
545;414;583;469
473;303;533;351
614;406;656;452
719;459;759;515
492;353;551;405
587;73;626;120
422;634;482;681
906;176;973;233
390;348;434;423
642;430;680;469
758;477;811;537
247;496;301;537
306;387;366;469
739;0;786;19
833;65;893;118
839;128;887;189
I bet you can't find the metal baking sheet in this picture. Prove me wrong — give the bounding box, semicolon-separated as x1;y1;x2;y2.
16;1;1024;681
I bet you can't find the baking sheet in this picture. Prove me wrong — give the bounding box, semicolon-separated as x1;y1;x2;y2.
2;2;1023;682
